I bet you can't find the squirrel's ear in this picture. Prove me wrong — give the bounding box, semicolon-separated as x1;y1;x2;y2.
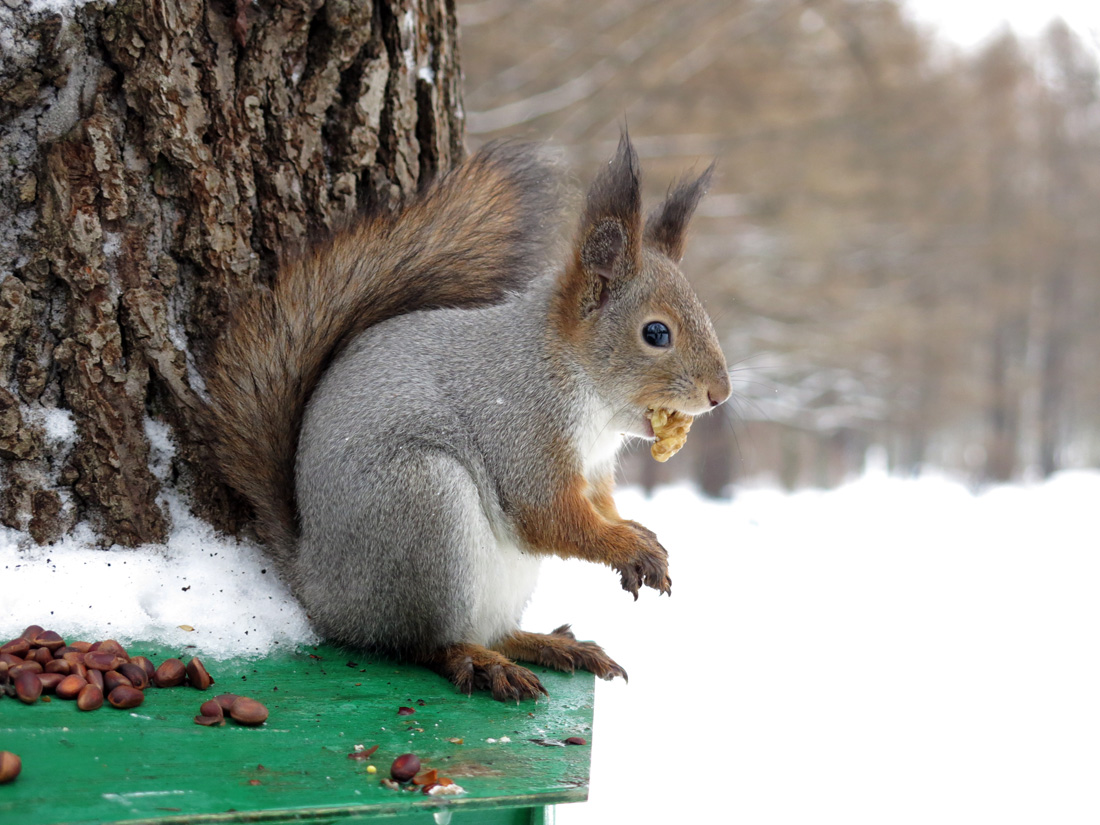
644;162;714;263
577;133;642;281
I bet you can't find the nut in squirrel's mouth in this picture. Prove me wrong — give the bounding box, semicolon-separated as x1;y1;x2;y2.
645;408;694;462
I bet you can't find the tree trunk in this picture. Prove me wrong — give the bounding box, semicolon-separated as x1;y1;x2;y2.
0;0;463;546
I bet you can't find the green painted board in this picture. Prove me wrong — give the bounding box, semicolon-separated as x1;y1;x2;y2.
0;643;595;824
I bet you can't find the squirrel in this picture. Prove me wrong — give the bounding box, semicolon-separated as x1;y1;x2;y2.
205;135;731;701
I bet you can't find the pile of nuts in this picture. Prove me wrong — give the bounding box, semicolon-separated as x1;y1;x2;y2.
0;623;270;783
0;624;212;713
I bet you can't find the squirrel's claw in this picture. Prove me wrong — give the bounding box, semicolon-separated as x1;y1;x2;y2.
430;644;548;702
491;627;627;683
616;522;671;599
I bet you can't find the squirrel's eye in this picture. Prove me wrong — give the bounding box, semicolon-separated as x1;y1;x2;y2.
642;321;671;348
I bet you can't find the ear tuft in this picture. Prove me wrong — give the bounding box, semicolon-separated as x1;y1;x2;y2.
577;133;642;278
644;162;715;263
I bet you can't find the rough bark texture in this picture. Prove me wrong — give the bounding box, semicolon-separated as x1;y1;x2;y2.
0;0;464;546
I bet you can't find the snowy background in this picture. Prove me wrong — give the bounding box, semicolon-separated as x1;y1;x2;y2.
3;470;1099;824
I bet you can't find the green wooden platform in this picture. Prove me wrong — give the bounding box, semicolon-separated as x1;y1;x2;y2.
0;643;595;824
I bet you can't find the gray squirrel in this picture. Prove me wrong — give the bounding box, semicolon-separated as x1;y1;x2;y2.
205;135;730;700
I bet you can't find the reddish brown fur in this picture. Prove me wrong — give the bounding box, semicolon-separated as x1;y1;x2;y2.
515;472;671;598
420;643;548;702
587;472;621;521
492;625;627;681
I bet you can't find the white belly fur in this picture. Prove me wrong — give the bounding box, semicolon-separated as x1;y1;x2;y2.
573;390;627;480
461;392;623;647
466;534;542;646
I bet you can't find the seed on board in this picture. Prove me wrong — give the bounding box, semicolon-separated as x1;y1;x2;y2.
229;697;268;726
56;674;88;700
213;693;240;712
130;656;156;681
77;684;104;711
33;630;65;652
10;661;43;678
199;699;224;719
37;672;65;693
0;751;21;784
193;714;224;726
14;671;42;704
107;685;144;709
44;659;71;675
390;753;421;783
118;662;149;690
84;652;124;672
564;737;587;746
103;670;133;694
153;658;186;688
0;639;30;657
96;640;129;660
185;657;214;690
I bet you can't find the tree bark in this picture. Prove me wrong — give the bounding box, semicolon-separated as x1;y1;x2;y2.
0;0;463;546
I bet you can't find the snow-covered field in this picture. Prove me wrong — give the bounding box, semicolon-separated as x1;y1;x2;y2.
3;471;1098;823
532;472;1100;825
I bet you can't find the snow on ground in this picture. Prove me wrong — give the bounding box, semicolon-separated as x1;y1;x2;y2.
0;495;317;659
526;471;1100;825
2;471;1098;822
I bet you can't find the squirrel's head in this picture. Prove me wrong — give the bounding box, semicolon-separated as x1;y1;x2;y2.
553;134;731;437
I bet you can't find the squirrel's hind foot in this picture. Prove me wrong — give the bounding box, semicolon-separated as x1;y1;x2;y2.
426;643;548;703
491;626;628;683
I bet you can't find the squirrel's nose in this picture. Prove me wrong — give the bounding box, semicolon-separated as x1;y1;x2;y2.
707;371;732;408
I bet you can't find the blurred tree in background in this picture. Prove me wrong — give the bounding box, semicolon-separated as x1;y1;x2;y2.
458;0;1100;493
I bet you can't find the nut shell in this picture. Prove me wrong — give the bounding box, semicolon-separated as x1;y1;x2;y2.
77;683;104;711
37;672;64;693
213;693;240;712
153;658;186;688
199;699;224;719
103;670;133;694
56;674;88;700
185;657;214;690
130;656;156;680
390;753;421;783
229;697;269;726
0;751;21;784
0;639;30;657
14;671;42;704
33;630;65;651
107;685;144;709
118;662;149;690
84;652;124;672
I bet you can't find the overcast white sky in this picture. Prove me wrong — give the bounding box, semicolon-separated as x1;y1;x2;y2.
904;0;1098;49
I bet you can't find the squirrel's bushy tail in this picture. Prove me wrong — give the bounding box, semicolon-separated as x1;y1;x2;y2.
204;143;567;562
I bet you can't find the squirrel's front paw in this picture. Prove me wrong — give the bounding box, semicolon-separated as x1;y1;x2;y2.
615;522;671;600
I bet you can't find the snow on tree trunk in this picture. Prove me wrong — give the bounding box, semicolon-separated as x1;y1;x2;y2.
0;0;463;546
